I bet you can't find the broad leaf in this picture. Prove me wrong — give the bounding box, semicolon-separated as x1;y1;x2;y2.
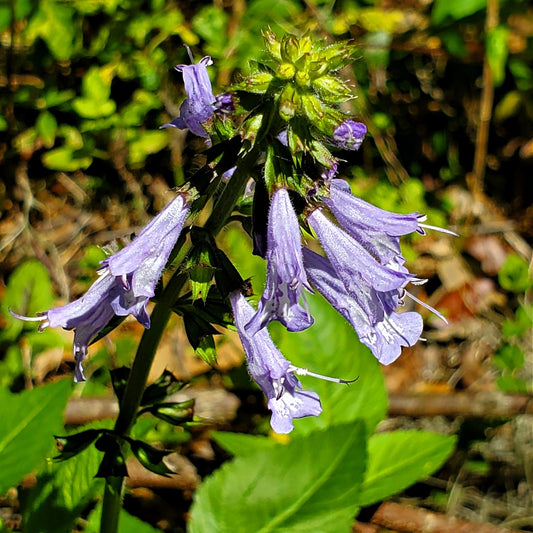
23;426;105;533
358;430;456;507
189;422;367;533
0;379;71;495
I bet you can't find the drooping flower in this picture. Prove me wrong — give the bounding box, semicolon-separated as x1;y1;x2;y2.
246;188;313;335
163;54;216;138
12;194;191;382
230;290;322;433
303;248;423;364
331;120;367;150
324;179;423;264
307;207;414;324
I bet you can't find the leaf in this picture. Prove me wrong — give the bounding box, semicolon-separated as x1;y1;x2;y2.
498;253;532;293
36;111;58;147
189;422;367;533
22;426;105;533
431;0;487;25
85;506;160;533
211;432;275;457
0;379;72;495
0;259;56;343
357;431;456;507
42;147;93;171
487;25;509;87
270;292;388;436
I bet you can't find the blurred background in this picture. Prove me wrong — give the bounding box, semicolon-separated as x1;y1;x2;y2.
0;0;531;532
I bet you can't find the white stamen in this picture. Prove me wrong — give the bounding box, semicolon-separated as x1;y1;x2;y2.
289;365;358;385
418;223;459;237
8;309;45;322
404;290;448;325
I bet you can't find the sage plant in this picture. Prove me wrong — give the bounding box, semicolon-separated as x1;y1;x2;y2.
14;31;452;533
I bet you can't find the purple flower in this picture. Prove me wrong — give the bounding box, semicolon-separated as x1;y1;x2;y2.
303;249;423;364
230;290;322;433
246;188;313;335
12;194;191;382
163;55;216;138
307;208;413;317
332;120;367;150
325;179;424;264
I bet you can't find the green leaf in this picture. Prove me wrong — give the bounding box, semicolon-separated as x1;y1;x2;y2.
432;0;487;25
498;253;532;293
128;130;169;167
22;426;105;533
271;292;388;436
358;431;456;507
72;98;116;119
42;147;93;171
24;0;77;60
493;344;525;371
487;25;509;87
36;111;58;147
85;506;160;533
211;432;275;457
189;422;367;533
0;259;55;343
496;375;529;393
0;380;72;495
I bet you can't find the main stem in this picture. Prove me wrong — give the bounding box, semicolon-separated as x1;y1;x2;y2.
99;145;258;533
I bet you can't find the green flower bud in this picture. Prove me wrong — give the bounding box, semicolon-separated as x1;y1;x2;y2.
295;70;311;87
281;35;300;63
277;62;296;80
313;75;353;103
279;84;300;121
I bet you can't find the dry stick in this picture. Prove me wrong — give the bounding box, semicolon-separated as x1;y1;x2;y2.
364;501;523;533
467;0;499;200
63;391;533;426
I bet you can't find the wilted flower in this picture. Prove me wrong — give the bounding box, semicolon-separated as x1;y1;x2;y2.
12;194;191;382
246;188;313;335
303;248;423;364
331;120;367;150
163;54;216;138
230;290;322;434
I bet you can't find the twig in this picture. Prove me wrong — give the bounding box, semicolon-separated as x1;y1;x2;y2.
388;391;533;418
467;0;499;200
366;501;524;533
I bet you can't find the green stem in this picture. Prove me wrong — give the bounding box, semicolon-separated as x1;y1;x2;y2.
99;272;187;533
99;145;259;533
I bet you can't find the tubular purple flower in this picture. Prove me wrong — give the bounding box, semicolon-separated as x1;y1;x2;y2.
246;188;314;335
332;120;367;150
307;208;414;300
230;290;322;434
162;55;216;138
12;194;191;382
303;248;423;365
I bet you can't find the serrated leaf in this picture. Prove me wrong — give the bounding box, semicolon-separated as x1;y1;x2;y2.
270;292;388;436
189;423;367;533
358;431;456;507
0;380;72;495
